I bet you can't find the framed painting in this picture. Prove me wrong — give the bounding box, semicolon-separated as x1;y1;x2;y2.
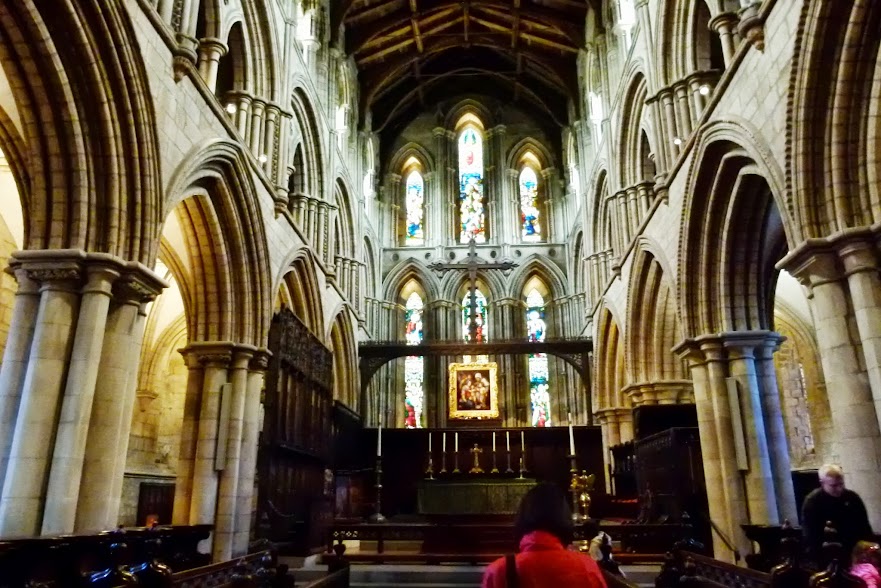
448;362;499;420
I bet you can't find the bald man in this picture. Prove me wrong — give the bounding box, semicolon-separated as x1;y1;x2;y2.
801;464;873;560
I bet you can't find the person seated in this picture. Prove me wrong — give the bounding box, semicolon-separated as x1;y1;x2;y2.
482;484;607;587
851;541;881;588
802;464;874;562
584;520;624;578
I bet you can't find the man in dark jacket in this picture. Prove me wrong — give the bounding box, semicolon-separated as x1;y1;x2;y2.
802;464;874;560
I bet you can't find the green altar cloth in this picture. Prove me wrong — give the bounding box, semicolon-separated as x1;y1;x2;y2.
417;478;536;515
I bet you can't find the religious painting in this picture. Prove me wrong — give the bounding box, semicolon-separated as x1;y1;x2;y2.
449;362;499;420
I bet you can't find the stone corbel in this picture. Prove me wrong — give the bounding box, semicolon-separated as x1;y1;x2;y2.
737;2;765;52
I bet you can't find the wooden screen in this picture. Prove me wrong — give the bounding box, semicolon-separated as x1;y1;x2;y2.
258;308;334;553
136;482;175;526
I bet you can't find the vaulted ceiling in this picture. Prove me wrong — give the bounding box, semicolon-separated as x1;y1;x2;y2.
333;1;597;139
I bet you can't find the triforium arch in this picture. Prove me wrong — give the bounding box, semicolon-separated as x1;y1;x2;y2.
163;140;273;347
290;86;325;199
0;0;162;264
624;241;691;406
616;68;657;188
786;0;881;240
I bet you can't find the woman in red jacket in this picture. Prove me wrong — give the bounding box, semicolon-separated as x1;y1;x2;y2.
482;483;608;588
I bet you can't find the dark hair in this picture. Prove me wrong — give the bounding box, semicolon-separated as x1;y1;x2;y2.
514;483;574;545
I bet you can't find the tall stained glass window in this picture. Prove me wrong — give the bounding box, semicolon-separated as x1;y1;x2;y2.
458;127;486;243
519;167;542;242
404;292;424;428
462;287;488;363
405;170;425;245
526;289;550;427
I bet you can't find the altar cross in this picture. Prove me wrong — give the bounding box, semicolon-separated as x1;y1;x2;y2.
429;239;517;343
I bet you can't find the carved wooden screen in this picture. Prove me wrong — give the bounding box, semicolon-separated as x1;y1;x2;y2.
258;308;334;552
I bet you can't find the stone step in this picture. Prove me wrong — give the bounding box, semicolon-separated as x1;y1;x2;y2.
287;562;659;587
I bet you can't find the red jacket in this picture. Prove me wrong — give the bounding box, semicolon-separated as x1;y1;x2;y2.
482;530;608;588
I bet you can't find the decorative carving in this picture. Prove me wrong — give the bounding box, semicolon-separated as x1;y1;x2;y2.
26;267;82;284
738;3;765;52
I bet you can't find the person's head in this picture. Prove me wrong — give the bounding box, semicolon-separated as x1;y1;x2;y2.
818;463;846;497
852;541;881;567
514;483;574;545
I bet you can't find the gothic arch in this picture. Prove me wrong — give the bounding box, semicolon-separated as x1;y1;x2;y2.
625;243;688;383
590;169;613;253
333;178;355;259
443;269;506;307
328;307;358;409
594;304;628;411
0;0;162;264
388;143;435;176
382;259;440;303
362;235;378;299
654;0;734;85
505;138;555;171
505;256;568;301
679;123;794;338
0;108;29;227
787;0;881;240
615;69;655;187
216;20;252;99
277;248;325;336
290;86;325;199
443;99;495;131
163;140;273;347
240;0;281;101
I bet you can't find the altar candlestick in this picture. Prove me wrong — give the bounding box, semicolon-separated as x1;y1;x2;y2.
568;413;575;456
492;432;496;453
443;432;447;452
377;425;382;457
506;431;511;452
521;430;525;451
455;432;459;452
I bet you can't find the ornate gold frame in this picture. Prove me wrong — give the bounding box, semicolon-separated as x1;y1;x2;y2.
448;362;499;420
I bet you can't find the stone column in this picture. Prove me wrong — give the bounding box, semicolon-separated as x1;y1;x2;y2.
188;347;232;545
784;247;881;529
42;263;119;534
723;336;778;525
249;100;266;158
673;82;693;137
197;38;228;93
234;352;269;555
660;89;680;160
0;268;39;492
753;336;798;523
0;264;82;536
710;13;739;67
596;409;620;494
214;346;255;561
75;280;154;531
675;342;733;560
173;350;204;524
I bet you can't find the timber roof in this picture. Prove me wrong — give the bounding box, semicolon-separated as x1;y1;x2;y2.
333;1;596;137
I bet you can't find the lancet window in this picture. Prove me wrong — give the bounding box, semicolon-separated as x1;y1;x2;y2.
519;166;542;242
405;169;425;245
526;289;550;427
404;292;424;428
458;126;486;243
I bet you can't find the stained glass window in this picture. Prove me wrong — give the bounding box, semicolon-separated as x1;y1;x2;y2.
526;289;550;427
519;167;542;242
404;292;424;428
462;288;488;344
405;170;424;245
458;127;486;243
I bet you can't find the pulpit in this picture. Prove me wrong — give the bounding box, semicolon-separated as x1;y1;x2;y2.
417;478;536;516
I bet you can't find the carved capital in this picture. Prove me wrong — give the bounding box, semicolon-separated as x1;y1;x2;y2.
250;349;272;371
737;3;765;52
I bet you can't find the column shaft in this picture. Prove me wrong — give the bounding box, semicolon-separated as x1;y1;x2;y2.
234;364;266;555
173;355;204;524
0;274;80;536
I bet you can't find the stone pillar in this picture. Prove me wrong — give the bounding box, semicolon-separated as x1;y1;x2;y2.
784;247;881;529
0;263;82;536
197;38;228;93
660;89;680;159
710;13;739;67
234;352;269;555
173;351;204;524
596;409;620;494
723;336;778;525
214;347;255;561
675;343;732;561
673;82;693;137
188;347;232;546
249;100;266;158
42;264;119;534
75;281;154;531
0;268;39;492
753;337;798;523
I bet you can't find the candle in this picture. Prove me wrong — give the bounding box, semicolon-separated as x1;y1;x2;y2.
506;431;510;452
455;432;459;452
492;432;496;452
521;430;525;452
443;431;447;452
568;413;575;456
429;432;432;453
377;425;382;457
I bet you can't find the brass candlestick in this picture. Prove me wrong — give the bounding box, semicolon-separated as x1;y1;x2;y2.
518;456;525;479
568;456;595;523
369;456;386;523
440;449;447;474
425;452;434;479
452;448;460;474
491;448;499;474
505;450;514;474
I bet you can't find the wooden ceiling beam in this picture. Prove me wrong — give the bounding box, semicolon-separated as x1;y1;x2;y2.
351;7;457;53
409;0;423;53
347;1;408;26
358;17;464;65
476;5;581;43
511;0;521;50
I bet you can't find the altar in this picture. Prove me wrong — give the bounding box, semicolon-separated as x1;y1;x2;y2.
417;478;536;516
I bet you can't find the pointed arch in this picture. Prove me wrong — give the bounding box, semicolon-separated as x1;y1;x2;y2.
594;305;628;411
216;20;251;99
505;255;568;300
0;0;163;264
333;177;355;258
382;259;441;303
329;308;358;409
277;248;325;336
616;69;651;187
290;86;325;199
163;140;272;346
